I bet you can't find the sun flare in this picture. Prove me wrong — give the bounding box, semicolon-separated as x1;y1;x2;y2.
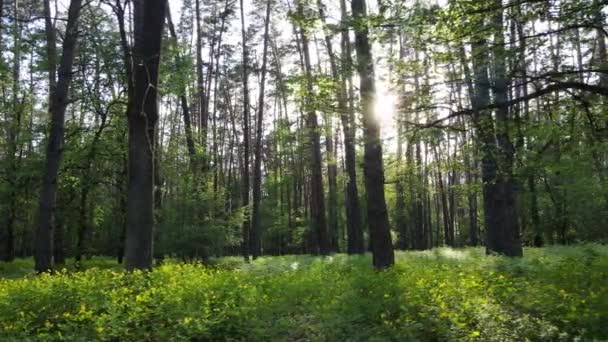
373;91;398;129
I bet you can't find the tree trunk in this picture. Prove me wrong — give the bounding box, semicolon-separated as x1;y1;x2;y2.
251;0;272;259
298;1;330;255
239;0;251;261
339;0;364;254
433;144;453;246
351;0;394;268
395;107;407;250
124;0;166;271
486;3;522;256
35;0;83;273
3;0;21;262
195;0;207;150
317;0;341;253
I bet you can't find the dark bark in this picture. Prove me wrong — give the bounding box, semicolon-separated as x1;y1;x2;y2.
467;10;521;257
351;0;394;268
124;0;166;271
113;0;131;264
3;0;21;262
117;156;128;263
35;0;83;273
470;39;499;251
486;3;522;256
251;0;272;259
53;212;65;265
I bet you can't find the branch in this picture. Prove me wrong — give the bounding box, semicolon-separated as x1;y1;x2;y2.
406;81;608;129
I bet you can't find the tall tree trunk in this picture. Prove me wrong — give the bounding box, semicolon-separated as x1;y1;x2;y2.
487;2;522;256
3;0;21;262
239;0;251;261
113;0;132;264
459;45;480;246
351;0;394;268
124;0;166;271
251;0;272;259
470;37;503;254
35;0;83;273
394;28;410;251
339;0;364;254
317;0;340;252
298;1;330;255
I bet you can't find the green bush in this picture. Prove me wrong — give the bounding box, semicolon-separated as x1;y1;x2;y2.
0;245;607;341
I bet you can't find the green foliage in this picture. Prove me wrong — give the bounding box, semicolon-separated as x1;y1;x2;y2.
1;245;607;341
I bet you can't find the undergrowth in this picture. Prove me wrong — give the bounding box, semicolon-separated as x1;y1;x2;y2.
0;245;606;341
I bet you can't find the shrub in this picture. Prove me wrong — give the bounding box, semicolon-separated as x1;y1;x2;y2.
0;245;606;341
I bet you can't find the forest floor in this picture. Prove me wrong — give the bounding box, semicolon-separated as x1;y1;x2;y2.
0;245;607;341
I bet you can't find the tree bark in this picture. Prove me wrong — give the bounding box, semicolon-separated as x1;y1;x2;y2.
486;3;522;256
124;0;166;271
35;0;83;273
351;0;394;268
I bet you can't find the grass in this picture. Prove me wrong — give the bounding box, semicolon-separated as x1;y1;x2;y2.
0;245;607;341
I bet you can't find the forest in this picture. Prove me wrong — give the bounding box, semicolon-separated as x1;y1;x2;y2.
0;0;607;340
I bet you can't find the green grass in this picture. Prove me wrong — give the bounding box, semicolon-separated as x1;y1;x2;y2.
1;245;607;341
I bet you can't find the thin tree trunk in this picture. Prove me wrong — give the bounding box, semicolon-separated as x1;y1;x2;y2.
433;144;453;246
339;0;364;254
195;0;207;151
239;0;251;261
317;0;340;252
251;0;272;259
3;0;21;261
